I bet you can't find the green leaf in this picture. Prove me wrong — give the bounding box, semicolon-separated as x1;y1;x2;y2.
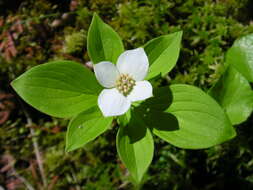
226;34;253;82
151;85;236;149
66;106;113;152
209;66;253;125
11;60;102;118
144;31;182;80
87;13;124;64
116;112;154;184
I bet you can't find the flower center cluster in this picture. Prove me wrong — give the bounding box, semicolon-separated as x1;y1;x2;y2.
115;74;135;96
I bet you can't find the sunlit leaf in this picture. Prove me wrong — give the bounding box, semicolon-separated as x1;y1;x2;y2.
144;31;182;79
66;106;113;152
116;112;154;183
87;13;124;64
11;60;101;118
209;66;253;125
226;34;253;82
143;85;236;149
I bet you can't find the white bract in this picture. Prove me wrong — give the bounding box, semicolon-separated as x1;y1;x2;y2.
94;48;153;117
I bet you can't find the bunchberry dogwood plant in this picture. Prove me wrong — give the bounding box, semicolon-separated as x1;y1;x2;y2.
94;48;153;117
12;13;253;184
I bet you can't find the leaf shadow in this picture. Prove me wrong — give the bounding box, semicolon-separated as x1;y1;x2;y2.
125;86;179;144
122;116;147;144
145;111;179;132
140;85;173;111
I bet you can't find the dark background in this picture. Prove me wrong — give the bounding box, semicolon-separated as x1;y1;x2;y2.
0;0;253;189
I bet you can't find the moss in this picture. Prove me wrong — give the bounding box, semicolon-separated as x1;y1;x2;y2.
63;30;86;54
0;0;253;189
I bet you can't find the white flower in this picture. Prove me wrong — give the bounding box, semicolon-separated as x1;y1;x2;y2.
94;47;153;117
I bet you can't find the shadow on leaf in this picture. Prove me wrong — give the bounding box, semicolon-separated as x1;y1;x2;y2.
123;86;179;144
122;111;147;144
137;86;179;131
140;85;173;111
145;111;179;132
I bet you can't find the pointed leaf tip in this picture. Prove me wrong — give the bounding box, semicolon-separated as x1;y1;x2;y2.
88;13;124;64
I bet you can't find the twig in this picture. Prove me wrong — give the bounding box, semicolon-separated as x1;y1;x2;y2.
11;168;35;190
0;153;35;190
26;116;48;188
48;176;59;190
15;97;48;189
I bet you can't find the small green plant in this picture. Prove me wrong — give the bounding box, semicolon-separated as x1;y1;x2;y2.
209;34;253;125
11;13;253;184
